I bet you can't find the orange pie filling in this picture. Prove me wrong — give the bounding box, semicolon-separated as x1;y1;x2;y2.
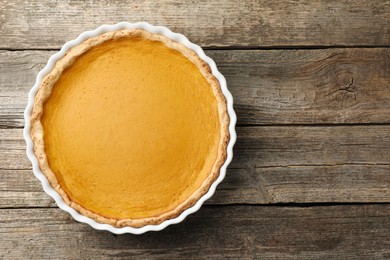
40;37;222;220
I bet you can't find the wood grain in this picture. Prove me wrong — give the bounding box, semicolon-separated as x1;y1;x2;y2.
1;205;390;259
0;0;389;49
1;1;390;257
212;48;390;125
1;125;389;207
1;48;390;128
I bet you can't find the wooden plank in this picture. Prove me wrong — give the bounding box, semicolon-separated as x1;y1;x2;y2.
0;1;389;49
0;51;48;128
1;48;390;127
1;205;389;259
3;165;390;208
1;125;389;207
212;48;390;125
231;125;390;168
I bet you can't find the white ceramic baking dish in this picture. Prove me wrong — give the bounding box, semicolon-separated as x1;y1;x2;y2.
24;22;236;234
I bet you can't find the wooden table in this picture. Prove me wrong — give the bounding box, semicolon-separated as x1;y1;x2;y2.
1;1;390;258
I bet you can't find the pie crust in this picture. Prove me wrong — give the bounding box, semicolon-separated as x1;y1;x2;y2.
30;29;229;228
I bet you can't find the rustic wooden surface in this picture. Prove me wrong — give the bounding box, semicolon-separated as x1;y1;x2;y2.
1;0;389;259
1;0;390;49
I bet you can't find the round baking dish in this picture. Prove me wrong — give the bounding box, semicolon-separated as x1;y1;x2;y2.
24;22;236;234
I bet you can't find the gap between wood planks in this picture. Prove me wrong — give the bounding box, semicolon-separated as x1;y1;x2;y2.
236;122;390;127
1;45;390;52
1;202;390;210
6;123;390;130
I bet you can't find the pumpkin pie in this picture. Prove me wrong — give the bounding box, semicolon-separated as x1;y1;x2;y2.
30;29;230;228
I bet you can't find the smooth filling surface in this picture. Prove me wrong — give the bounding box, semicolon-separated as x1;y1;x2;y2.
41;37;221;219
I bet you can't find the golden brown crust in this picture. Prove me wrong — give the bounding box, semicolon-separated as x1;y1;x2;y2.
30;29;230;228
